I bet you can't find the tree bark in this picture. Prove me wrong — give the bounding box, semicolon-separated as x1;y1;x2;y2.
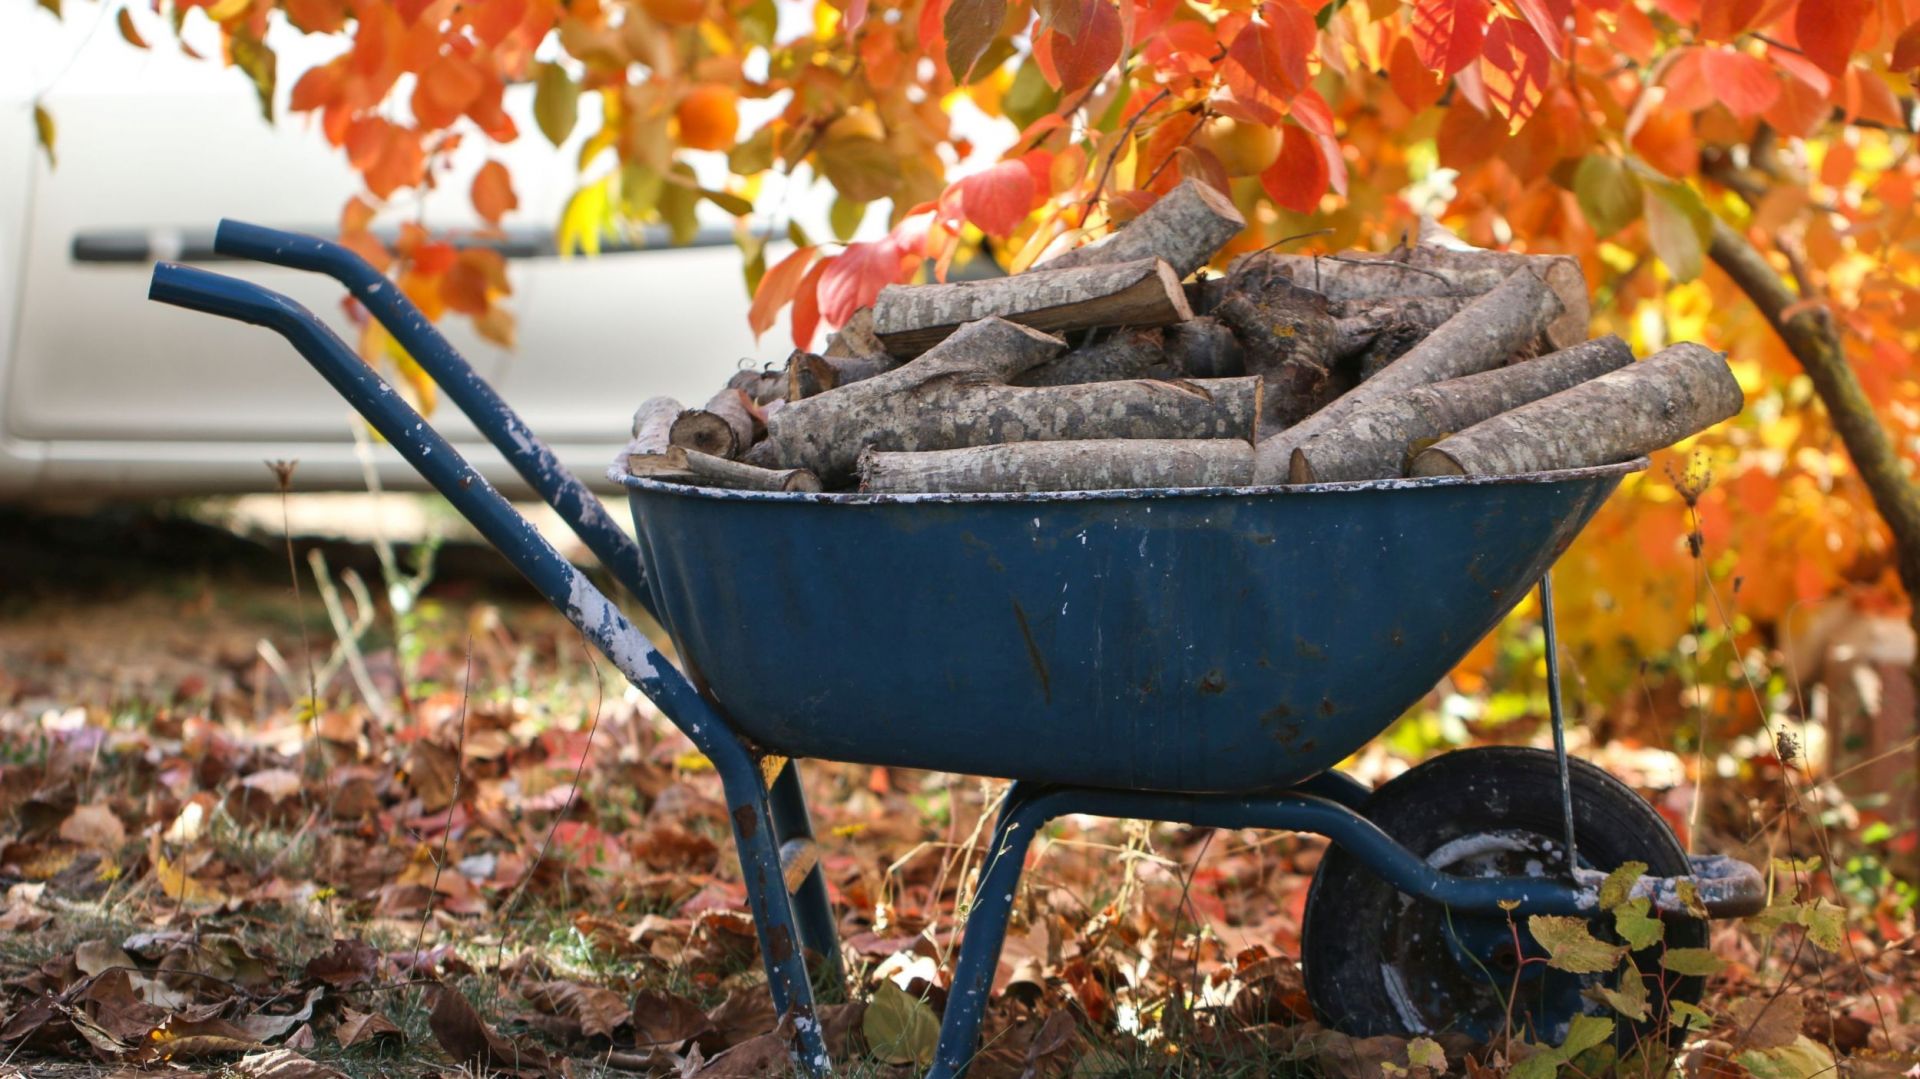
1332;294;1477;377
670;386;761;459
1288;336;1634;483
872;258;1193;357
1037;178;1246;279
1252;267;1563;482
1162;316;1242;377
1408;342;1741;478
860;438;1254;493
682;448;822;492
1213;263;1340;429
1013;328;1164;386
1239;246;1589;349
760;316;1259;483
825;306;888;360
623;396;690;476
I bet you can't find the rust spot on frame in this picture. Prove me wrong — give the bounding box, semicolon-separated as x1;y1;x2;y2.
732;803;759;840
767;923;794;962
1012;601;1052;705
1198;669;1227;695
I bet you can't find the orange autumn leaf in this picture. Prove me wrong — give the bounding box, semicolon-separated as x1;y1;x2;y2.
471;160;517;224
748;245;818;341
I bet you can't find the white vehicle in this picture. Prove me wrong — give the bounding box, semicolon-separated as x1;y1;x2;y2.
0;4;769;499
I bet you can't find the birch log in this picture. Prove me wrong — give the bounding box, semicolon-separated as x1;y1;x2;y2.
622;396;690;476
760;317;1261;482
1241;246;1588;349
1036;179;1246;279
872;258;1192;357
860;439;1255;493
1288;335;1635;483
1013;328;1164;386
1251;268;1563;483
1409;343;1742;477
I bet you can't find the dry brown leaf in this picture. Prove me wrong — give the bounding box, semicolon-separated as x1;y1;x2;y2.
405;741;462;811
59;803;126;851
303;938;380;989
427;982;556;1077
234;1048;349;1079
634;987;720;1051
692;1029;794;1077
521;979;630;1040
1729;992;1807;1052
335;1006;402;1049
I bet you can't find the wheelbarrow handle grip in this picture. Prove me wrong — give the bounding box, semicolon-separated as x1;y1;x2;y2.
145;262;723;758
208;220;654;615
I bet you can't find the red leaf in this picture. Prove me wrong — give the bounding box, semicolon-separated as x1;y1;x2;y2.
1034;0;1123;94
1509;0;1567;58
1893;19;1920;72
1699;0;1765;41
1699;47;1780;118
790;256;830;350
1258;123;1328;212
470;160;517;224
1290;86;1334;138
1222;0;1316;126
952;160;1037;237
817;234;916;329
749;245;817;342
1794;0;1869;77
1480;16;1552;130
1410;0;1490;76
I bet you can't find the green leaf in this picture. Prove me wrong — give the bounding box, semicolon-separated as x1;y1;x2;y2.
1799;897;1845;952
1736;1035;1837;1079
1574;155;1641;238
702;187;754;216
1507;1053;1560;1079
816;134;900;204
739;0;776;46
830;196;867;242
1644;180;1712;283
619;163;664;221
1613;897;1663;951
1747;898;1802;935
32;102;54;168
1669;999;1713;1032
534;62;579;147
1004;57;1061;131
659;164;700;246
787;220;811;248
1406;1037;1447;1071
729;125;776;176
863;981;940;1067
1528;915;1627;974
1659;947;1725;977
231;32;276;123
1561;1014;1616;1058
1598;861;1647;911
1674;879;1709;918
1597;967;1650;1021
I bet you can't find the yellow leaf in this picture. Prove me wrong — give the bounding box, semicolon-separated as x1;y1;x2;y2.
863;981;940;1067
117;8;149;48
558;178;613;257
33;102;54;167
153;853;227;906
204;0;250;22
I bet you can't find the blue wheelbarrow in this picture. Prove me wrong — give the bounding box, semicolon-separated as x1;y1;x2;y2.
149;223;1764;1074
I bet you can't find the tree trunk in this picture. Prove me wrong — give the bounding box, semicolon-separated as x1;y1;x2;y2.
1409;342;1741;477
1251;268;1563;482
1289;335;1634;483
760;317;1259;482
1037;178;1246;279
860;439;1254;493
872;258;1193;357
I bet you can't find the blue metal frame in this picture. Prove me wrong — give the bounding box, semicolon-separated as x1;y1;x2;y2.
148;257;1742;1079
206;222;842;988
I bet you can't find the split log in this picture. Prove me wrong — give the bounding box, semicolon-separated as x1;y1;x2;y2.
1288;335;1634;483
860;439;1254;493
824;307;888;361
1213;264;1339;428
761;316;1261;482
872;258;1193;358
1251;268;1563;483
1013;329;1164;386
1409;342;1742;478
1162;316;1243;378
623;396;690;476
1241;245;1588;349
682;448;822;492
670;385;761;459
1037;179;1246;279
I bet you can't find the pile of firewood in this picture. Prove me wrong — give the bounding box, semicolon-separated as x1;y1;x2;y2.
620;179;1741;494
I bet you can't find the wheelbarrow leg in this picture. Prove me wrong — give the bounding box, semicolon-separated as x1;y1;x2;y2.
147;264;833;1076
769;758;847;994
926;783;1053;1079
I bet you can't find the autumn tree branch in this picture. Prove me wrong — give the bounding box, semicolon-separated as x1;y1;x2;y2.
1705;217;1920;566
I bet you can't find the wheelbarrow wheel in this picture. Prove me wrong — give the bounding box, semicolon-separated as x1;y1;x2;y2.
1300;746;1706;1049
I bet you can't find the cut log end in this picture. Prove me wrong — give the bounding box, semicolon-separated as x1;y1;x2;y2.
669;410;739;458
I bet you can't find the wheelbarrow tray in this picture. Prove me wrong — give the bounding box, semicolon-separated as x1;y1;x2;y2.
619;460;1638;793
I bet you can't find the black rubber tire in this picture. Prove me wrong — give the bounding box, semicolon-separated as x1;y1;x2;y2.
1301;746;1706;1046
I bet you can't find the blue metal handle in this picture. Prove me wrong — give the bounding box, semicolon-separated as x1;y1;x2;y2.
209;220;653;614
